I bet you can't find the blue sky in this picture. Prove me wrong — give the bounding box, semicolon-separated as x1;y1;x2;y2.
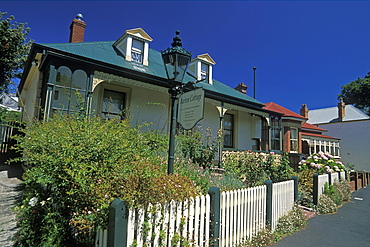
3;1;370;113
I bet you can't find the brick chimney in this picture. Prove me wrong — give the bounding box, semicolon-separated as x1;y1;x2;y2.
235;83;248;94
300;104;309;118
338;98;346;121
69;13;86;43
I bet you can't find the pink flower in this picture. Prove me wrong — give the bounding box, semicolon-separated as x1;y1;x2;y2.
270;152;275;155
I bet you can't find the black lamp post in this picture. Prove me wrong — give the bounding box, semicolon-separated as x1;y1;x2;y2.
162;31;192;174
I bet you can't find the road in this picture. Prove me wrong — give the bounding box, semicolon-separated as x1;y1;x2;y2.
272;187;370;247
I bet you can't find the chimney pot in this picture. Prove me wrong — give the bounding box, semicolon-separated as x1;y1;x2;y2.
235;82;248;94
69;13;86;43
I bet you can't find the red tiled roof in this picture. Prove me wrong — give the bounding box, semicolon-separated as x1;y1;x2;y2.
302;122;327;132
264;102;307;120
302;132;340;140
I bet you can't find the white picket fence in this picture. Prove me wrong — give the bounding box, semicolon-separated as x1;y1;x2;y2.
219;185;266;246
271;180;294;230
317;174;329;198
96;180;295;247
317;172;346;199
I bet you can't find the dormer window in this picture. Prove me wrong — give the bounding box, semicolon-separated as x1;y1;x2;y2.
131;39;144;63
113;28;153;66
188;53;215;84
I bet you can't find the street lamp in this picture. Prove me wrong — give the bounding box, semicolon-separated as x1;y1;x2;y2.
162;30;192;174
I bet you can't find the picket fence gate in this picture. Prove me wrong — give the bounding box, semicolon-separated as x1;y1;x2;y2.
97;179;296;247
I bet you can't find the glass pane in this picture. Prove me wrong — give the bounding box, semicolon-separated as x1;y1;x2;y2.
224;130;233;147
224;114;233;130
72;69;87;90
56;66;71;87
290;128;298;139
102;90;125;119
52;87;69;110
201;63;209;73
271;140;280;150
310;145;315;155
291;140;298;152
132;39;144;52
271;128;280;139
70;90;86;111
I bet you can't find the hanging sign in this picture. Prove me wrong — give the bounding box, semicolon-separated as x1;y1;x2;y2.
177;88;205;130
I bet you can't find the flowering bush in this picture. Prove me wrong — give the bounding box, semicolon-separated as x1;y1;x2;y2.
317;194;337;214
298;151;345;175
222;150;293;187
273;205;307;241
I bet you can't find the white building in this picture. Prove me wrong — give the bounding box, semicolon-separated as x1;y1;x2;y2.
307;99;370;171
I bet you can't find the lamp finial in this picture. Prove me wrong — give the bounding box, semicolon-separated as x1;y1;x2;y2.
171;30;183;48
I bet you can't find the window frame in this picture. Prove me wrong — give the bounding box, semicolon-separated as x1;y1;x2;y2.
223;113;234;148
131;39;144;64
200;62;209;82
270;116;281;151
52;66;88;115
290;127;299;153
101;89;127;121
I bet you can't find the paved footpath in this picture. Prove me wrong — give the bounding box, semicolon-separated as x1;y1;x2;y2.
0;165;24;247
273;187;370;247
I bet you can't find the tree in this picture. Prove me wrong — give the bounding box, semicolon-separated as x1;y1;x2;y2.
338;72;370;115
0;12;32;93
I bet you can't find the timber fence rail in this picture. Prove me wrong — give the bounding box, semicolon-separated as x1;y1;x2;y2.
102;178;297;247
349;171;370;191
0;121;22;165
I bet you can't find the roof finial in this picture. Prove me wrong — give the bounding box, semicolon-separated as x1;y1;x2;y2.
171;30;183;48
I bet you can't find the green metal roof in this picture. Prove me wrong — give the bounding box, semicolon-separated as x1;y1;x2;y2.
37;41;264;107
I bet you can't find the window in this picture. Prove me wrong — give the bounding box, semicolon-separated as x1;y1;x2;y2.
131;39;144;64
224;113;234;148
53;67;87;114
270;117;281;150
101;89;126;120
334;142;340;157
201;63;209;81
290;128;298;152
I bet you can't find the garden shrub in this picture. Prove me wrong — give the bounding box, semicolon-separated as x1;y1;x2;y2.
317;194;337;214
323;182;343;206
12;115;201;246
176;127;219;168
334;179;352;202
222;151;294;187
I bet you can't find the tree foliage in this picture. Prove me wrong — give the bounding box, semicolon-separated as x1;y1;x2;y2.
0;12;32;93
338;72;370;115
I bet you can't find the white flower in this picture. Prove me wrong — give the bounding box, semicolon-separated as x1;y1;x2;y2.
40;201;46;206
29;197;38;207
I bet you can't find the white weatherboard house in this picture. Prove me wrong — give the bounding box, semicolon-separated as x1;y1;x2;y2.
18;15;281;158
307;99;370;171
